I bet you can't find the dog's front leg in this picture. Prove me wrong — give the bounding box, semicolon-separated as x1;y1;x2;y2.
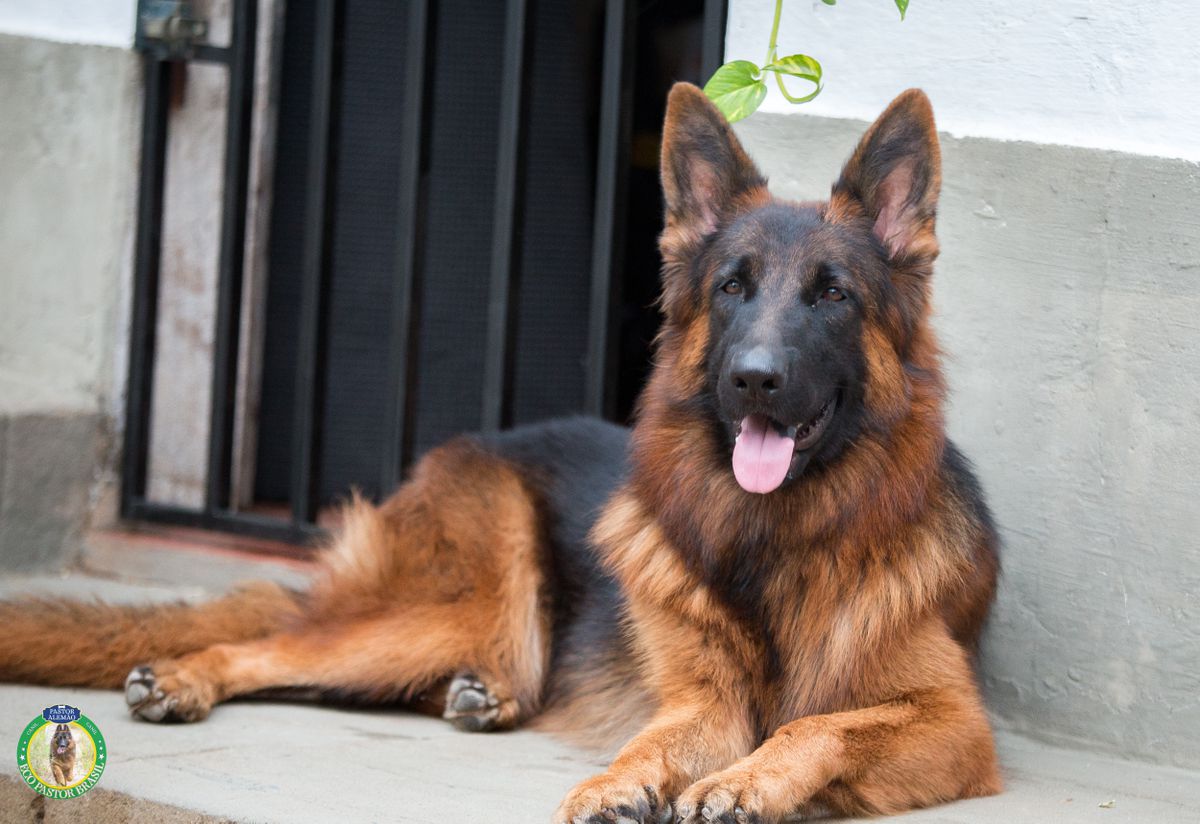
674;627;1002;823
554;695;755;824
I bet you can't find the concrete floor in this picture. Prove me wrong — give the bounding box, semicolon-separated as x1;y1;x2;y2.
1;539;1198;823
2;684;1198;824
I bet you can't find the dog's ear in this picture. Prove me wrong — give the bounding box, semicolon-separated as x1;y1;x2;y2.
660;83;765;238
831;89;941;261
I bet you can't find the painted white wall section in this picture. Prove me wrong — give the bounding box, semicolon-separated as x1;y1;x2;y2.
726;0;1200;161
0;0;136;48
0;36;139;417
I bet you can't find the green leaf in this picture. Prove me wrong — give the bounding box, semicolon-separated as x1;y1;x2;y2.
761;53;822;83
895;0;909;20
760;53;823;104
821;0;836;4
703;60;768;123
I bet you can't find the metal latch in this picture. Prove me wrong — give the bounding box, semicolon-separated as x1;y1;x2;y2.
136;0;209;60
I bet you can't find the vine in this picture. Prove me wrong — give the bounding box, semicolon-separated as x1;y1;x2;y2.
704;0;911;122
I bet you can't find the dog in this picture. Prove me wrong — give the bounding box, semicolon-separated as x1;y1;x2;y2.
48;723;76;786
0;84;1001;822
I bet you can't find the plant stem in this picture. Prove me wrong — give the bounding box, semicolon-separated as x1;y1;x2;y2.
775;66;807;104
765;0;783;65
765;0;815;104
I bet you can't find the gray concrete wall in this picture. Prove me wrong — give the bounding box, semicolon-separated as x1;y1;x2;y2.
0;34;139;568
736;113;1200;769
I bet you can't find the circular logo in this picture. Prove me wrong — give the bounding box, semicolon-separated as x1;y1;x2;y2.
15;705;106;799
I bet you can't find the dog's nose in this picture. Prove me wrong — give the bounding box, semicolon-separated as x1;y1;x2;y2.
730;346;786;400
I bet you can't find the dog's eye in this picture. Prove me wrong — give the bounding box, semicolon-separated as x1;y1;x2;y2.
820;286;846;302
720;278;744;296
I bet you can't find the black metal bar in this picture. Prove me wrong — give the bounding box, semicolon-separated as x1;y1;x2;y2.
206;0;258;512
481;0;534;432
584;0;635;420
127;499;325;547
290;0;342;523
121;57;172;515
191;44;234;65
381;0;434;494
701;0;729;80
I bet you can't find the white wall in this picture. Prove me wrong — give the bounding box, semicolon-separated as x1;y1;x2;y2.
0;35;139;417
0;0;135;48
727;0;1200;162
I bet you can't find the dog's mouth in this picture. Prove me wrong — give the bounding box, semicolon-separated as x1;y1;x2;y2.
731;396;837;494
55;744;67;754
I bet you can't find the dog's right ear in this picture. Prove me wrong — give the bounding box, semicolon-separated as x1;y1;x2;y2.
660;83;765;239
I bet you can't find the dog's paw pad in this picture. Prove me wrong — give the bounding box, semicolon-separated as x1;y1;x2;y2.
124;664;209;723
124;666;154;704
125;665;174;722
443;672;502;732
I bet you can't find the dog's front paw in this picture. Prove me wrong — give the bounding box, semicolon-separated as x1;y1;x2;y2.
124;663;215;723
675;769;771;824
553;772;672;824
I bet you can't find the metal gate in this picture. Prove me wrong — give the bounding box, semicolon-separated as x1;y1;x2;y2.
121;0;727;547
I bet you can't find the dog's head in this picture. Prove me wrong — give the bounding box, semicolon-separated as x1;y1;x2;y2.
52;724;74;756
651;83;943;496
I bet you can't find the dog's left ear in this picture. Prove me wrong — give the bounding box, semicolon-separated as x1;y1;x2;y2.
660;83;766;238
831;89;941;261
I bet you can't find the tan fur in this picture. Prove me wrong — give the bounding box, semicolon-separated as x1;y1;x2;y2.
0;580;302;688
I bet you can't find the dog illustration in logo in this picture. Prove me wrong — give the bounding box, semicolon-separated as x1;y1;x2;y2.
49;723;76;786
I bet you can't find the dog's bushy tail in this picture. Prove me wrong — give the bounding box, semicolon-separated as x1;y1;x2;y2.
0;581;304;689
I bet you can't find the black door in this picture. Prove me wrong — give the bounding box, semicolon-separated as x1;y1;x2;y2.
123;0;726;544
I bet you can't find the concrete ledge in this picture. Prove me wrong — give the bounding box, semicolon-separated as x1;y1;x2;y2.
78;529;314;593
1;684;1197;824
0;687;605;823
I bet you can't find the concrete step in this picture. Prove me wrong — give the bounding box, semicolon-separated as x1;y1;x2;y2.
1;683;1197;823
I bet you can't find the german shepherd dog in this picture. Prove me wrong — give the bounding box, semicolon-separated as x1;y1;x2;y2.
48;724;77;786
0;85;1001;822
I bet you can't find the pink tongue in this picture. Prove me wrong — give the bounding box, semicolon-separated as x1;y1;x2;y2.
732;414;796;494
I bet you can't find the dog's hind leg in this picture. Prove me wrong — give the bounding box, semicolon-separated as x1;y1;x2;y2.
126;437;552;727
123;603;513;723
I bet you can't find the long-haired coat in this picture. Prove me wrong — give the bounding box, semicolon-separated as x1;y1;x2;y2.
0;84;1000;823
